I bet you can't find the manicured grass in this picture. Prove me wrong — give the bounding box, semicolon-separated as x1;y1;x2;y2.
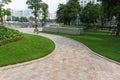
0;34;55;66
45;30;120;62
50;24;86;29
63;31;120;62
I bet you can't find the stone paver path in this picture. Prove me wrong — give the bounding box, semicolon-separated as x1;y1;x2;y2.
0;28;120;80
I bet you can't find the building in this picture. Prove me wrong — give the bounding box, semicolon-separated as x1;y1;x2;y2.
11;9;56;20
11;9;33;19
48;12;56;20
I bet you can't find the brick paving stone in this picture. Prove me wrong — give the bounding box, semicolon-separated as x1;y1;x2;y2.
0;28;120;80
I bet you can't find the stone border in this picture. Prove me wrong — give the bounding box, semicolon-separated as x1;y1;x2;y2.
0;34;56;70
42;26;84;35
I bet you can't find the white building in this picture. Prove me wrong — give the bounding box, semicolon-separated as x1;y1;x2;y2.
11;9;33;19
11;9;56;20
48;13;56;20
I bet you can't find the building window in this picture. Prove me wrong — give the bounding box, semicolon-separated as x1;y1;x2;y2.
84;1;86;3
81;1;83;3
92;0;95;3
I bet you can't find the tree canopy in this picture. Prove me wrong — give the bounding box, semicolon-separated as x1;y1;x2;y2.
80;2;101;28
26;0;48;28
56;0;80;25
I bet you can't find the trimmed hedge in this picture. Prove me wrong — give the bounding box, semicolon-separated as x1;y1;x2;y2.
0;25;23;46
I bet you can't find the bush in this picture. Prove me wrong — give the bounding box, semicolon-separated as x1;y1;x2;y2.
0;25;23;46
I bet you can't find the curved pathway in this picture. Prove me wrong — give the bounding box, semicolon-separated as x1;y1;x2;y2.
0;28;120;80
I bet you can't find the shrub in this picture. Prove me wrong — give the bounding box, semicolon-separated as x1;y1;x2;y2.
0;25;23;46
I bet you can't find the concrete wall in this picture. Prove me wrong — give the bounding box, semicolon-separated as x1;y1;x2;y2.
42;26;84;35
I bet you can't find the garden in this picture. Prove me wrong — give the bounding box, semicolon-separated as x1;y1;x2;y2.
0;25;55;67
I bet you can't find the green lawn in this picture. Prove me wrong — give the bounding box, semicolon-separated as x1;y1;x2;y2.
45;30;120;62
0;34;55;67
50;24;86;29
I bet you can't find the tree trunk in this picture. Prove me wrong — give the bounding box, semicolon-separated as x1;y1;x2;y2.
35;16;38;28
33;16;39;33
0;16;4;25
116;21;120;36
101;20;105;30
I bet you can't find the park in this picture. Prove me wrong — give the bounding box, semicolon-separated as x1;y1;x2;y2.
0;0;120;80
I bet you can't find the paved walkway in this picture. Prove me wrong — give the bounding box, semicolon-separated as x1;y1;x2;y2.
0;28;120;80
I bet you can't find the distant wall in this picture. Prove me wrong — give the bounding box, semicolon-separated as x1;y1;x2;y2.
42;26;84;35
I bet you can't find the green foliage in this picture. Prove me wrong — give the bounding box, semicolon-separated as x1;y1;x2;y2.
0;34;55;66
29;16;34;21
26;0;42;27
100;0;120;36
0;0;11;24
50;23;87;29
56;0;81;25
62;30;120;62
0;26;23;46
41;2;48;26
80;2;101;26
19;17;28;22
48;30;120;62
56;4;65;23
11;16;19;21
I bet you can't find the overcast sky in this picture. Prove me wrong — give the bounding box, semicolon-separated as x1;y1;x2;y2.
5;0;66;13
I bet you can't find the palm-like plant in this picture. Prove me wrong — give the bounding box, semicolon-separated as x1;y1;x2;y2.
0;0;11;25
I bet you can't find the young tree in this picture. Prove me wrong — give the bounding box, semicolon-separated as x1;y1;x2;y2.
41;2;48;26
26;0;42;29
0;0;11;25
56;3;65;23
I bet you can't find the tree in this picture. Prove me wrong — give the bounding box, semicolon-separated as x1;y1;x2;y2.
29;16;34;22
19;17;28;22
98;5;108;30
80;2;100;28
26;0;42;29
100;0;120;36
64;0;81;25
56;0;80;25
56;4;65;23
15;17;20;21
6;16;11;21
41;2;48;26
0;0;11;25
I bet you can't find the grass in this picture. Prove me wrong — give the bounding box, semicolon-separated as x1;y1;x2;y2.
44;30;120;62
50;23;87;29
0;34;55;67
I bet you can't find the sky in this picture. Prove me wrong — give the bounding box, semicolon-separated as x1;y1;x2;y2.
5;0;66;13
